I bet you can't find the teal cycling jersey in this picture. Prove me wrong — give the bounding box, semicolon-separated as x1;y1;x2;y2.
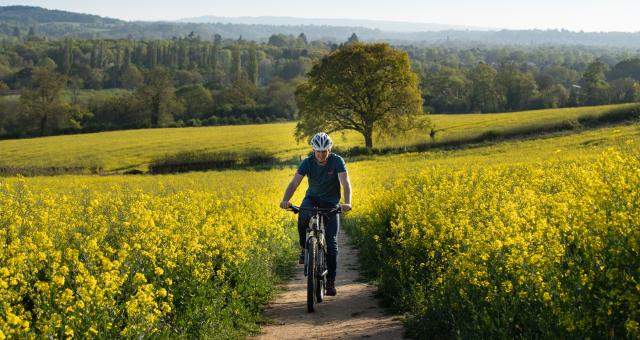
297;153;347;205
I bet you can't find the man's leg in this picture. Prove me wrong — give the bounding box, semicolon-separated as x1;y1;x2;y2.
297;212;309;249
297;198;313;264
325;212;339;295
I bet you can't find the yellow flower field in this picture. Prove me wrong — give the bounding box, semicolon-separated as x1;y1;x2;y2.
0;170;304;338
0;119;638;337
348;143;640;337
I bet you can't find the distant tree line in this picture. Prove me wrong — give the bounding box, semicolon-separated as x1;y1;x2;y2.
0;33;640;139
3;5;640;48
402;45;640;113
0;34;321;137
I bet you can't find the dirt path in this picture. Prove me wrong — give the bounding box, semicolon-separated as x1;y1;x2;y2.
254;228;405;339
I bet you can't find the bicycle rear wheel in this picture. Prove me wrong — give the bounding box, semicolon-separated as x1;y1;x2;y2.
306;237;318;312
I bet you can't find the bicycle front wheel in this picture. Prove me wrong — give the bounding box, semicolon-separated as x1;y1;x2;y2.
306;237;318;313
316;246;326;303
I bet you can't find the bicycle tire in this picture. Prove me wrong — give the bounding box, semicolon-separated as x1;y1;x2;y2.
307;237;318;312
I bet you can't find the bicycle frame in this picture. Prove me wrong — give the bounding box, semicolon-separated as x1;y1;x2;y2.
289;205;340;269
289;205;341;312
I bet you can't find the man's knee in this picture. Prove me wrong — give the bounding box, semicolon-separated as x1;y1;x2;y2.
326;232;338;253
298;213;311;247
327;245;338;258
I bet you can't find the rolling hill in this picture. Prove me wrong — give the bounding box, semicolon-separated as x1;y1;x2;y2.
0;103;637;173
1;6;640;47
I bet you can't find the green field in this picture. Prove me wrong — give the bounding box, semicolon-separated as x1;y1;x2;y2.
4;120;638;193
0;103;636;172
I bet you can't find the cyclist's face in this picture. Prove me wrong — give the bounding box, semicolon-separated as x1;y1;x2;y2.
314;149;330;163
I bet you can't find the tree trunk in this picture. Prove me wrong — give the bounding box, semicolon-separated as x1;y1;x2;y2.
151;96;160;126
364;131;373;149
40;112;48;136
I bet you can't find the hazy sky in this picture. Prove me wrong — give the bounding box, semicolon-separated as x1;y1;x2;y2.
1;0;639;32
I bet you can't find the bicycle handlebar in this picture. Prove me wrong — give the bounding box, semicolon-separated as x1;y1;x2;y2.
287;205;342;215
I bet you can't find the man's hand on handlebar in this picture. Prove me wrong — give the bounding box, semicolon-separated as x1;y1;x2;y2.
280;201;291;209
340;203;352;212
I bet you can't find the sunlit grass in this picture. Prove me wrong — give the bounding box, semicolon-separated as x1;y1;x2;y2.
0;103;636;172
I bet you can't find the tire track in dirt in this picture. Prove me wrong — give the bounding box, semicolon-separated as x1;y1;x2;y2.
254;228;405;339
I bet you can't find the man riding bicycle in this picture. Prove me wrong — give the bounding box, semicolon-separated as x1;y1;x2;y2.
280;132;352;296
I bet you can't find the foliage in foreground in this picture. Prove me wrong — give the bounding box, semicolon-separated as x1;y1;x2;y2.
347;147;640;338
0;181;297;338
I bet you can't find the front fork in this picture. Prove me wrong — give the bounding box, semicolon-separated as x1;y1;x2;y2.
304;217;326;277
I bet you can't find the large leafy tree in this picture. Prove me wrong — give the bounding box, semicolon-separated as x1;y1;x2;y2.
610;58;640;82
496;65;539;111
119;64;143;89
581;60;610;105
423;66;469;113
19;65;91;136
295;43;426;149
175;84;213;120
468;62;503;113
20;65;66;135
136;67;183;127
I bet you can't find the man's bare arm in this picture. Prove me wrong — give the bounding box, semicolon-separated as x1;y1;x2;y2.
280;173;304;208
338;172;352;211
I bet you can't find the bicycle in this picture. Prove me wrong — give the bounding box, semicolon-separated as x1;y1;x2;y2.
288;205;342;312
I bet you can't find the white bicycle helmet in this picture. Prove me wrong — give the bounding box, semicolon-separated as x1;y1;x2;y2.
310;132;333;151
